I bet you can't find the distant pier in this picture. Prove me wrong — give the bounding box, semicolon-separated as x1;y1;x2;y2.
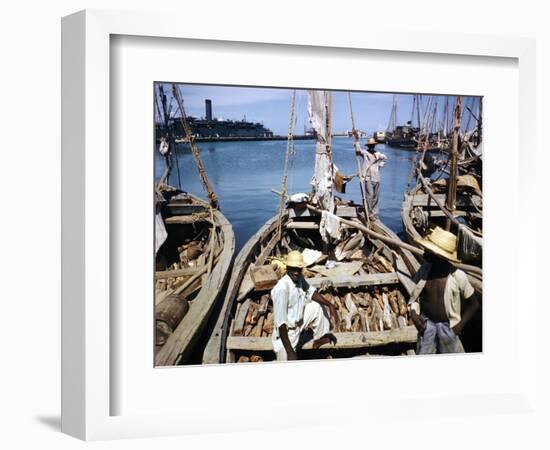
171;134;317;144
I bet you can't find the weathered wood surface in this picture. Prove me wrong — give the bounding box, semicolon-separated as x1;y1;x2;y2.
226;326;418;351
156;208;235;366
164;215;211;225
285;221;357;230
288;205;357;219
307;272;399;288
411;193;482;209
155;266;202;280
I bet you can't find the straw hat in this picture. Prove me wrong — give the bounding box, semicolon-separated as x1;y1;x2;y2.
366;137;377;146
285;250;306;268
456;175;481;195
415;226;460;263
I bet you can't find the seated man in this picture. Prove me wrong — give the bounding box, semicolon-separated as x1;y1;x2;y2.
271;251;338;361
408;226;479;354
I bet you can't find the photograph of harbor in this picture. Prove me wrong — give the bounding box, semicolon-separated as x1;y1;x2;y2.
154;82;483;366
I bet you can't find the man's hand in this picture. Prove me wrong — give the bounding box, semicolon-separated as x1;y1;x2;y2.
410;311;427;336
452;322;464;336
287;349;298;360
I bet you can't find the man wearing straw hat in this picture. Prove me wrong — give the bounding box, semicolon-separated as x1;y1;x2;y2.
355;137;387;221
271;251;338;361
408;226;479;354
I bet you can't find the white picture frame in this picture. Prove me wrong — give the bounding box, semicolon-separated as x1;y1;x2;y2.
62;9;538;441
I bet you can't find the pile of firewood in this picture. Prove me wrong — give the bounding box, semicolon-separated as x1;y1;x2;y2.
232;286;409;340
232;294;274;338
155;238;207;292
323;287;409;332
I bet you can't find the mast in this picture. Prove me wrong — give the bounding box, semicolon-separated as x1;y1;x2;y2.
387;94;397;132
172;84;220;209
477;97;483;146
445;96;462;231
416;95;422;131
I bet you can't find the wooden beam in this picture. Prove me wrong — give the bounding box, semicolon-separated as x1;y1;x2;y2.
155;266;202;280
164;215;211;225
411;193;481;210
226;326;418;351
307;272;399;288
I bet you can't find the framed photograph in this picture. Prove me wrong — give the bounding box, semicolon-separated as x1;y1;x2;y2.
62;9;537;441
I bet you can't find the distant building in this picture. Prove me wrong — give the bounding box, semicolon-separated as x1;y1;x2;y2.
205;99;212;121
159;99;274;139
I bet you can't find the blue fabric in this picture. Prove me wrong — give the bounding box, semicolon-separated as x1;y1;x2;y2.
416;315;460;354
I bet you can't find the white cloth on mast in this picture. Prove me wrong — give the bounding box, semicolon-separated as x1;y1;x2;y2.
155;212;168;255
308;90;335;212
320;210;342;242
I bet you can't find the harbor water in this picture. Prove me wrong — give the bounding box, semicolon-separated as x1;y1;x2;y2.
155;137;418;251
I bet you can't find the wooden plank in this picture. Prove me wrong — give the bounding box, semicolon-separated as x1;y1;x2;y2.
285;221;318;229
306;272;399;288
232;299;251;336
285;221;356;230
335;205;357;218
155;266;202;280
424;210;482;219
411;193;481;209
226;326;418;351
164;215;210;225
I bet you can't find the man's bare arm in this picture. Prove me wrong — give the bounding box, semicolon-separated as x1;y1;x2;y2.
311;291;339;327
278;324;297;360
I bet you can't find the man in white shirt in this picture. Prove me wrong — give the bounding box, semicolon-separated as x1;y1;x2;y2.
271;251;338;361
355;137;387;221
408;227;479;354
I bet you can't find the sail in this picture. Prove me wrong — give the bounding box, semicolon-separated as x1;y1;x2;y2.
308;90;335;212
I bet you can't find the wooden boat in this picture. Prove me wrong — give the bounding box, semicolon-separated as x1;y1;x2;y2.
154;186;235;366
373;130;386;143
205;89;426;363
401;96;482;293
207;198;424;364
154;83;235;366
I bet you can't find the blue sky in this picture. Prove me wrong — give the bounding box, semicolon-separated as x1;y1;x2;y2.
155;83;481;136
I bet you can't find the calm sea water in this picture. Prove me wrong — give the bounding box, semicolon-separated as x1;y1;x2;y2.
155;137;417;251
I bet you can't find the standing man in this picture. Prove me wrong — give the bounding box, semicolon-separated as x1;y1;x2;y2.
408;227;479;354
355;137;387;221
271;251;338;361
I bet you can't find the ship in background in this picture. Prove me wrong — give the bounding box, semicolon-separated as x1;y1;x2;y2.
156;98;276;142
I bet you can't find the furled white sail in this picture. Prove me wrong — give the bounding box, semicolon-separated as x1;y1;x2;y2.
308;90;336;212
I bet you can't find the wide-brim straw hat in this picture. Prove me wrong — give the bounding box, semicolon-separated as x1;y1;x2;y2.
456;174;481;195
415;226;461;263
366;137;377;146
285;250;306;268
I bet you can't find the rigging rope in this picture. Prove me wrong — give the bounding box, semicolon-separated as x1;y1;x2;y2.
172;84;219;209
347;92;370;225
276;90;297;239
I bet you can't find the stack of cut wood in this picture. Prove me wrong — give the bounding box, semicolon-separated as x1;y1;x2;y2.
322;287;409;333
231;286;409;340
232;294;274;338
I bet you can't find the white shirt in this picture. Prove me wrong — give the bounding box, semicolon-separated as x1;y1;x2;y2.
270;274;316;344
357;144;387;182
